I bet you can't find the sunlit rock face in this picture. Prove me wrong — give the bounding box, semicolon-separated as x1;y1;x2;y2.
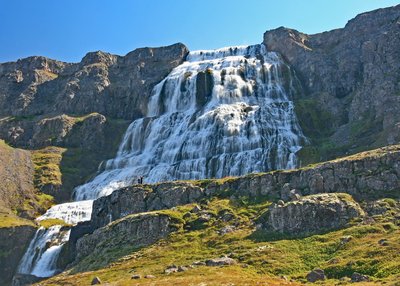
75;44;306;200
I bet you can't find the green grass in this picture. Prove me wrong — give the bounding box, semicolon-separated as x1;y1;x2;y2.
0;213;36;228
38;196;400;285
31;146;66;191
38;218;71;228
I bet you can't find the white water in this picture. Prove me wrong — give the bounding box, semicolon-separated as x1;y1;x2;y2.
17;226;70;277
16;201;93;277
17;43;306;278
75;44;306;200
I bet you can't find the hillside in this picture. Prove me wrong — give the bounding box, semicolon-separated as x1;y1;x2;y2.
34;145;400;285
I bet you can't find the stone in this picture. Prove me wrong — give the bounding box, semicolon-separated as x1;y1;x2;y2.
378;239;389;246
91;276;102;285
165;265;179;274
306;268;326;282
192;261;206;266
144;275;155;279
75;213;179;262
351;272;370;282
259;193;364;235
178;265;188;272
131;274;141;279
205;256;237;266
340;236;353;245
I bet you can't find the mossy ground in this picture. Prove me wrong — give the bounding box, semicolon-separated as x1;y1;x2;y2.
0;213;36;228
38;197;400;286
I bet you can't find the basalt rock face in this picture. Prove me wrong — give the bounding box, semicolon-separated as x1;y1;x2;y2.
0;43;189;120
0;141;35;215
264;5;400;158
74;212;178;263
69;145;400;248
0;43;188;200
0;225;37;286
258;193;364;235
90;182;204;230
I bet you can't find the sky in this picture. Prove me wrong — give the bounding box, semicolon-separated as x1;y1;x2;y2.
0;0;399;63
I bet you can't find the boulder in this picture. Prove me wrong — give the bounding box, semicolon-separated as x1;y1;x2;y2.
91;276;102;285
306;268;326;282
351;272;370;282
205;256;237;266
259;193;364;235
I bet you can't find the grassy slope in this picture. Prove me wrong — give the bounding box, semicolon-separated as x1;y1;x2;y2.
39;196;400;286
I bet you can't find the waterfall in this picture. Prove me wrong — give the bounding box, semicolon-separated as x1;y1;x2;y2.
74;44;306;200
16;201;93;278
16;43;306;279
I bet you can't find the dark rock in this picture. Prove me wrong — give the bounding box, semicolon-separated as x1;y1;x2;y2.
306;268;326;282
205;256;237;266
351;272;370;282
131;274;141;279
190;205;202;213
164;265;179;274
178;266;188;272
378;239;389;246
192;261;206;266
91;276;102;285
89;182;204;230
75;212;180;263
0;43;188;120
1;225;37;286
259;193;364;235
263;5;400;154
11;274;43;286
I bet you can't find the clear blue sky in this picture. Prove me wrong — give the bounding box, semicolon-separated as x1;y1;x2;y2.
0;0;399;63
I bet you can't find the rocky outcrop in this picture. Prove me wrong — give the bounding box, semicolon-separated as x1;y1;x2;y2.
258;193;364;235
69;145;400;247
0;140;35;215
206;145;400;201
264;5;400;159
0;225;37;286
0;43;188;201
74;212;179;263
89;182;204;230
0;43;188;120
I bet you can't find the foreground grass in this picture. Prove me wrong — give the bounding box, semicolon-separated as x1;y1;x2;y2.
37;197;400;286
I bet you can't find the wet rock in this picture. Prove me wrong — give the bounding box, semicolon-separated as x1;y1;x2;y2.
11;274;43;286
306;268;326;282
351;272;370;282
91;276;102;285
205;256;237;266
259;193;364;235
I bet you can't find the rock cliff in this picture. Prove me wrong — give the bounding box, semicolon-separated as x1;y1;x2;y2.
264;5;400;162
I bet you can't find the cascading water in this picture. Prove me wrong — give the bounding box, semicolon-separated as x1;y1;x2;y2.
16;43;306;279
75;44;306;200
16;201;93;278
